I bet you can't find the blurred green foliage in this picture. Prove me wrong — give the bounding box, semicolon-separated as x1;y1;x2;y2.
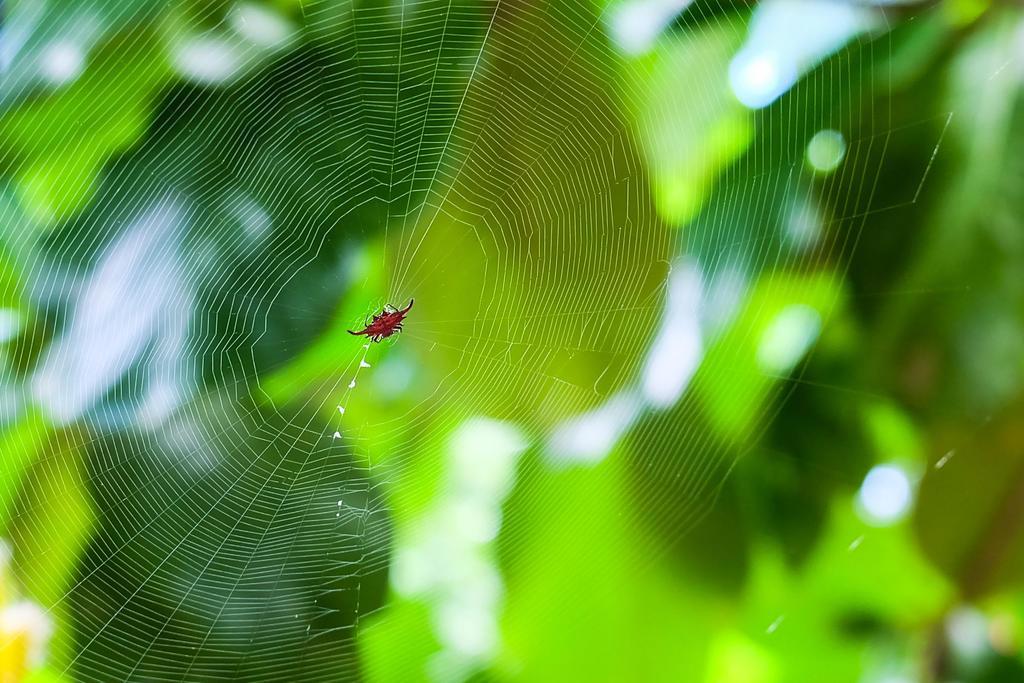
0;0;1023;681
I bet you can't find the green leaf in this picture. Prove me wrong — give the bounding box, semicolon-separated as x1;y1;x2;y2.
695;271;842;441
0;408;50;527
360;600;439;683
497;449;716;681
9;430;94;670
67;390;391;680
624;20;753;225
742;500;952;682
1;30;170;225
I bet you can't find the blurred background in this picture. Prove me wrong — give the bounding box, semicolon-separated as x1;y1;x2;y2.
1;0;1023;681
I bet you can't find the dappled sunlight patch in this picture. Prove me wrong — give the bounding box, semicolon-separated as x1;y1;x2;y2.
362;417;527;678
0;601;52;675
0;0;1015;680
39;41;86;86
729;0;880;109
0;541;60;681
756;305;821;375
607;0;694;57
806;129;847;174
695;272;841;441
171;35;244;84
856;464;915;526
704;630;779;683
547;390;642;465
230;3;296;51
625;20;753;226
642;260;704;407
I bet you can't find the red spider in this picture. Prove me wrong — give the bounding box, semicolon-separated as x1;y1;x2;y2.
348;299;414;342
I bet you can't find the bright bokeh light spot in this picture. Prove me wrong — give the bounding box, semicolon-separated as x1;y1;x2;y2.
390;418;526;669
706;631;779;683
548;392;641;464
226;192;272;241
786;198;822;249
450;418;526;497
729;0;879;109
446;499;501;543
436;602;499;657
31;202;188;426
644;317;701;405
702;266;746;336
643;262;703;407
425;651;471;683
729;51;796;109
946;607;989;662
857;464;913;525
0;601;53;667
391;547;433;596
609;0;693;56
231;3;294;49
740;56;778;92
610;3;660;56
0;308;22;343
173;37;240;84
40;41;85;85
372;354;415;397
807;129;847;173
756;304;821;374
136;381;182;428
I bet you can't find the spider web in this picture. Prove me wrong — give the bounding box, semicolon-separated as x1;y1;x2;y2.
0;0;947;680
